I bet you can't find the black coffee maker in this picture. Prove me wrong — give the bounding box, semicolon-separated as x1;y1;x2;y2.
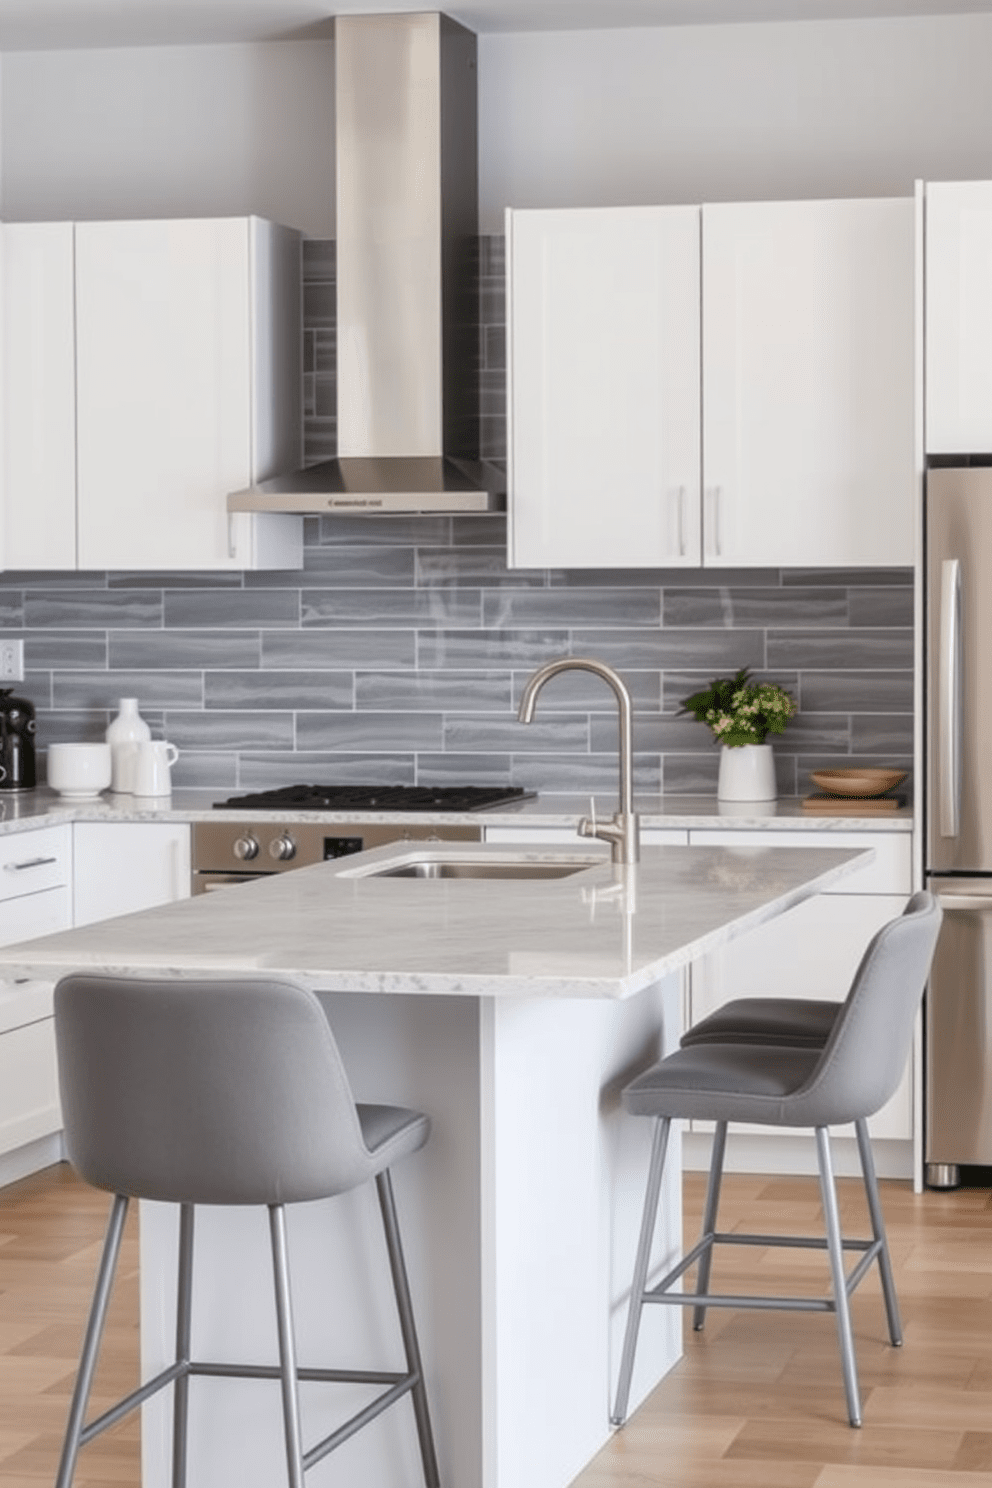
0;689;36;791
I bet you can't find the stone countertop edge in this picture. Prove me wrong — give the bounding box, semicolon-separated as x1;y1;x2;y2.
0;789;914;835
0;842;875;1000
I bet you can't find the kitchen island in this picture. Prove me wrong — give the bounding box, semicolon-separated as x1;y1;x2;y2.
0;839;872;1488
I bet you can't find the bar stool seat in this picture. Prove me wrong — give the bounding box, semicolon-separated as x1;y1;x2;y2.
52;973;441;1488
611;891;942;1430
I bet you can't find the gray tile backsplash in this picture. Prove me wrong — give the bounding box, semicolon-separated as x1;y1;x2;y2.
2;236;915;798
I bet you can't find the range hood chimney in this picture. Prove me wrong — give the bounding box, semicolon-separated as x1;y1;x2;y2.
228;11;504;516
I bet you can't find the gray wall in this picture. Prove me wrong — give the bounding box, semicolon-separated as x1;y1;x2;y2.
2;239;913;800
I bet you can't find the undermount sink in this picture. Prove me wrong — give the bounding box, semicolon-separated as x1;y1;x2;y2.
337;850;603;882
372;859;592;881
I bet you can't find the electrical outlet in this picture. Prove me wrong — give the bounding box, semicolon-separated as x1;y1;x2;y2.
0;640;24;683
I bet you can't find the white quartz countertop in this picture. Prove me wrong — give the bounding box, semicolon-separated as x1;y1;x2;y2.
0;839;874;999
0;788;913;834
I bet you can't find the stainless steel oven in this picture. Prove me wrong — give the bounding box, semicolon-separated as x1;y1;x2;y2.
191;819;483;894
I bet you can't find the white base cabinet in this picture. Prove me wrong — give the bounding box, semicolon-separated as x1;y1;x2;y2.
1;217;303;572
72;822;191;927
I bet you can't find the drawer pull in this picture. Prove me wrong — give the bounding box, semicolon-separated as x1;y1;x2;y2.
4;856;58;872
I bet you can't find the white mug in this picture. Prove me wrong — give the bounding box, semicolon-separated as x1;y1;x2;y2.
47;742;113;799
132;741;179;799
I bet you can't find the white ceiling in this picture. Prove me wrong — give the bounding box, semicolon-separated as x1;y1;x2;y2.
0;0;990;49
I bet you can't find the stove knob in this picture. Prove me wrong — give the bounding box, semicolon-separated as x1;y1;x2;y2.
232;835;260;862
269;834;297;862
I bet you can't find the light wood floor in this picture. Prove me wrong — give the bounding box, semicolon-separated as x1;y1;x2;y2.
3;1162;992;1487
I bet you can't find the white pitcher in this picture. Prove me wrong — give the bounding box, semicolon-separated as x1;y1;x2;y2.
132;741;179;799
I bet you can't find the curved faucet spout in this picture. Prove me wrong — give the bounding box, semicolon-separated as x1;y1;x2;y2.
517;656;640;864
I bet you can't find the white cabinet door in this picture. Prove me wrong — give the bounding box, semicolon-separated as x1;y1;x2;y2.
925;180;992;453
73;822;191;927
2;223;77;569
508;206;701;569
72;217;301;572
702;197;916;567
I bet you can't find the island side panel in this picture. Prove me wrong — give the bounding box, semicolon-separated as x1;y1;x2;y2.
480;972;684;1488
140;991;485;1488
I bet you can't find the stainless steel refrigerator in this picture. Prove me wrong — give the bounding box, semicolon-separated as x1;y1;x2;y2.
926;463;992;1187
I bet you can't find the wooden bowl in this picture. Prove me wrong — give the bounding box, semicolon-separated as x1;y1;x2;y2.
810;768;908;799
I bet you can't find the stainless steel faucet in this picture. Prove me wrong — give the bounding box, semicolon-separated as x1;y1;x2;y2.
517;657;641;865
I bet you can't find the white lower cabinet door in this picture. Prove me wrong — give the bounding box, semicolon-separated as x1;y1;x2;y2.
73;822;191;927
0;1015;60;1154
689;892;912;1140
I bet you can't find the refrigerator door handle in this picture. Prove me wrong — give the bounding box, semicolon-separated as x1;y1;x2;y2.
937;893;992;912
939;557;962;838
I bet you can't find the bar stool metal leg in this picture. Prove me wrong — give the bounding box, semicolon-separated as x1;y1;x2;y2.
269;1205;306;1488
692;1120;728;1332
815;1127;862;1428
375;1169;441;1488
55;1194;130;1488
855;1116;903;1347
611;1116;672;1427
171;1203;195;1488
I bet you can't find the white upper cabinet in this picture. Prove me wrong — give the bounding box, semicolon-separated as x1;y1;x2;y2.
2;216;303;572
925;180;992;453
2;223;78;570
702;197;916;568
508;197;916;570
507;206;701;569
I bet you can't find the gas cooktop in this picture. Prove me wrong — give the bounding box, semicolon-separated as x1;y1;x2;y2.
214;784;536;813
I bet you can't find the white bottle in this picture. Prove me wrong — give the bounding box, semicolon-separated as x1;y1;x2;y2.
105;698;151;794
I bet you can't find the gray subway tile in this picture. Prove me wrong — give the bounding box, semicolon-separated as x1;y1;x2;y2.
205;672;353;711
25;590;162;629
482;588;660;628
656;568;781;589
357;672;512;711
781;567;913;587
262;630;415;670
593;715;711;753
851;714;915;755
766;629;913;670
445;715;589;753
53;672;203;710
573;629;766;672
0;593;25;626
109;630;261;670
509;753;661;794
663;587;848;628
21;674;53;710
296;712;443;752
303;238;335;280
450;514;507;548
417;629;571;669
302;590;481;628
849;586;915;627
512;669;661;712
36;709;118;746
662;669;799;714
108;569;243;590
172;751;239;790
416;547;538;587
416;753;512;787
799;671;914;713
25;632;107;670
777;714;851;752
164;590;300;628
163;712;296;750
294;546;416;588
236;753;416;789
661;752;721;795
316;513;453;546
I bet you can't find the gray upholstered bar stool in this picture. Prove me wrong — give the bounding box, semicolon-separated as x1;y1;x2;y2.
611;891;942;1430
52;973;441;1488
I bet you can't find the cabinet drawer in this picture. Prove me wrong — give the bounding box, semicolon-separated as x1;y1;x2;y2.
0;826;71;903
0;1016;61;1155
686;829;911;895
0;886;71;948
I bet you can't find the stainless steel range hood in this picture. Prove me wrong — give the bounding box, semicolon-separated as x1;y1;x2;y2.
228;12;504;516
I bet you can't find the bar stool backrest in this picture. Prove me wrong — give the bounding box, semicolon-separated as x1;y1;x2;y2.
54;975;377;1206
784;891;942;1129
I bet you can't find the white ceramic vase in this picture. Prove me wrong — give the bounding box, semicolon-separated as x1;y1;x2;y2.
105;697;151;794
717;743;777;802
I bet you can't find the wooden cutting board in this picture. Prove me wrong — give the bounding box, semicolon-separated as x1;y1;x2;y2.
801;793;907;814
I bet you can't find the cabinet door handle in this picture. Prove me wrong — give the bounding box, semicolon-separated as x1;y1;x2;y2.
705;486;723;558
938;893;992;912
227;514;238;561
670;486;686;558
4;856;58;872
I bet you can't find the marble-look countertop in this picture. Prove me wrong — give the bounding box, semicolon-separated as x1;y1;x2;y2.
0;839;873;999
0;787;913;835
